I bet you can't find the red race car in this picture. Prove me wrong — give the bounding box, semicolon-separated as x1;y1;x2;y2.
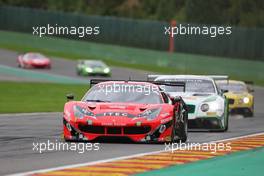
17;52;51;69
63;79;188;143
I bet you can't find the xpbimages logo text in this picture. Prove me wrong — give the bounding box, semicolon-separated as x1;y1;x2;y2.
97;83;162;96
32;140;100;154
164;24;232;38
32;24;100;37
165;142;232;153
96;83;174;96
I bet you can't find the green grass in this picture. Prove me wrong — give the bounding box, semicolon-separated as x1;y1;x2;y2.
0;30;263;85
136;147;264;176
0;81;88;113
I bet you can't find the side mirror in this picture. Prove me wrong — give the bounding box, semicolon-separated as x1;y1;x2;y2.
66;93;74;101
248;88;254;93
171;96;182;105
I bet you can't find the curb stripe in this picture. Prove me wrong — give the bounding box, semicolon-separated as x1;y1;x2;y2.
88;164;163;169
12;133;264;176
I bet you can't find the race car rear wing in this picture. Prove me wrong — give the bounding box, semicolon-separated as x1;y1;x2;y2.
90;79;186;92
147;74;229;81
206;75;229;81
244;81;254;85
147;75;174;81
148;74;230;88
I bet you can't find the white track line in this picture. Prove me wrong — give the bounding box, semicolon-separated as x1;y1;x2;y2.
8;131;264;176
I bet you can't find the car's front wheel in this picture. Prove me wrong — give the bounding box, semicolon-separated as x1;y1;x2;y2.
244;111;254;117
223;105;229;131
171;109;188;143
224;114;229;132
243;105;254;117
76;69;82;76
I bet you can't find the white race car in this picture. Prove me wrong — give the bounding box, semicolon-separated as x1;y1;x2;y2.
149;75;229;131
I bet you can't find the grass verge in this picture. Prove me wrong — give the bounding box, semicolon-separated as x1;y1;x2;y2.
0;81;88;113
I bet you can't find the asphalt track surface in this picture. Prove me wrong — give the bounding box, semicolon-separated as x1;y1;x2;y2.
0;49;264;175
0;49;150;82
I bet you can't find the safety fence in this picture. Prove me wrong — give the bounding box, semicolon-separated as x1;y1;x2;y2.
0;6;263;61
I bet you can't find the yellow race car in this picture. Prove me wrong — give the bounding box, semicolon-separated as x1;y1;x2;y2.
216;80;254;117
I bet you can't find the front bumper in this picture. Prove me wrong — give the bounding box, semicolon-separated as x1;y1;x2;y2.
63;118;173;143
81;68;111;76
230;107;253;115
84;72;111;76
188;117;224;130
187;109;226;130
228;98;253;110
30;63;50;68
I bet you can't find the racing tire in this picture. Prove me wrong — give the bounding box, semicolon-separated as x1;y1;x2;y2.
244;103;254;117
63;136;78;143
224;113;229;132
223;106;229;132
244;111;254;118
18;62;25;68
171;110;188;143
64;138;73;142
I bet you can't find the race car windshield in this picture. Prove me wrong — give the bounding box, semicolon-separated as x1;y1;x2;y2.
26;53;45;59
160;79;215;93
83;83;163;104
85;61;105;67
217;83;247;92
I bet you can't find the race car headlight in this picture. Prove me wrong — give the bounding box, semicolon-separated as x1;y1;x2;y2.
103;68;110;73
85;67;93;73
201;101;224;116
73;105;95;119
201;103;209;112
243;97;250;104
208;102;220;111
138;108;161;120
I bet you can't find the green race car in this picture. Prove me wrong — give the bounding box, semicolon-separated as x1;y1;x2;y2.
76;60;111;76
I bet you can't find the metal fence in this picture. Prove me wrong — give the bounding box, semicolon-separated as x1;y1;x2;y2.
0;6;263;61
